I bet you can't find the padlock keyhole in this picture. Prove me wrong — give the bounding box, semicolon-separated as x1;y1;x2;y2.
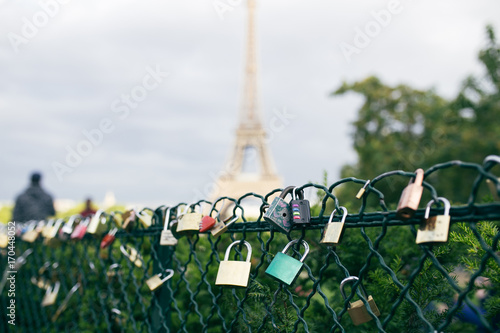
282;212;287;217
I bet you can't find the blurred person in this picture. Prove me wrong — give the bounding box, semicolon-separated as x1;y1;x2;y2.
80;198;97;218
12;172;56;222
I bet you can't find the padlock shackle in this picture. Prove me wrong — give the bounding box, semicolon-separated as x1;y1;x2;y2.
66;214;82;227
484;155;500;171
224;240;252;262
45;281;60;296
409;168;425;186
159;268;175;282
163;207;172;231
222;214;240;227
339;276;369;306
292;187;305;200
424;197;451;219
120;244;138;259
279;186;296;199
282;239;309;263
327;206;348;224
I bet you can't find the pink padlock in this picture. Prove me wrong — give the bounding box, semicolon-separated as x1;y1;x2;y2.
70;218;90;240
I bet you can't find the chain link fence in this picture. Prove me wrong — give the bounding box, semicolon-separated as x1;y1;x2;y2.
1;158;500;332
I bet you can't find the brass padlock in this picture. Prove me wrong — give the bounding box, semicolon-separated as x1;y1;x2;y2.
176;204;203;234
215;240;252;287
340;276;380;326
416;197;451;244
44;218;65;247
356;180;370;199
146;268;174;291
396;168;425;220
136;209;153;228
320;206;348;245
106;263;122;279
41;219;55;238
211;215;239;237
160;207;178;246
41;281;60;307
87;210;108;235
121;210;136;231
120;244;143;268
21;222;40;243
31;276;51;290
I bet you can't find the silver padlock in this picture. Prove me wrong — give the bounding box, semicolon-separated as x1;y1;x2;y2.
160;207;178;246
416;197;451;244
320;206;348;245
146;268;174;291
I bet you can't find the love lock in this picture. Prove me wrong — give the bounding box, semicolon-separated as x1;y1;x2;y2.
340;276;380;326
146;268;174;291
215;240;252;288
263;186;295;233
320;206;348;245
120;244;143;268
41;281;60;307
160;207;178;246
265;239;309;286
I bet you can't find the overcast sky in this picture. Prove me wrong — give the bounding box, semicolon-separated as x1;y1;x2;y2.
1;0;499;207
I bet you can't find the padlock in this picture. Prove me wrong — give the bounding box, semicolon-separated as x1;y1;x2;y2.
396;168;425;220
176;204;203;234
160;207;178;246
31;276;51;290
356;180;370;199
59;215;81;240
320;206;348;245
201;199;225;232
106;263;122;279
44;218;65;247
100;228;118;249
211;215;239;237
41;281;60;307
21;222;40;243
42;218;61;239
146;268;174;291
290;187;311;225
136;209;153;228
416;197;451;244
263;186;295;233
120;244;143;268
70;217;90;240
87;210;108;235
340;276;380;326
41;219;55;238
121;210;136;231
265;239;309;286
215;240;252;287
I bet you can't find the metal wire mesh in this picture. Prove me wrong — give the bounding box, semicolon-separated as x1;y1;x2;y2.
1;158;500;332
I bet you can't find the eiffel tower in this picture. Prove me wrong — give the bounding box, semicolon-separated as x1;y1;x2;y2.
211;0;282;201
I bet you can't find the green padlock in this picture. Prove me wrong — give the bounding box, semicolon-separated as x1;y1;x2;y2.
265;239;309;286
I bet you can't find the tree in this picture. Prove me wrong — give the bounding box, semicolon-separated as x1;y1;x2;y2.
332;25;500;206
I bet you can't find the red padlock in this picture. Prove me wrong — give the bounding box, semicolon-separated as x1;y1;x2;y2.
100;228;118;249
199;216;216;233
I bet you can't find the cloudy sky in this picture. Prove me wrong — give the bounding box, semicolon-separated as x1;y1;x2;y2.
1;0;499;207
